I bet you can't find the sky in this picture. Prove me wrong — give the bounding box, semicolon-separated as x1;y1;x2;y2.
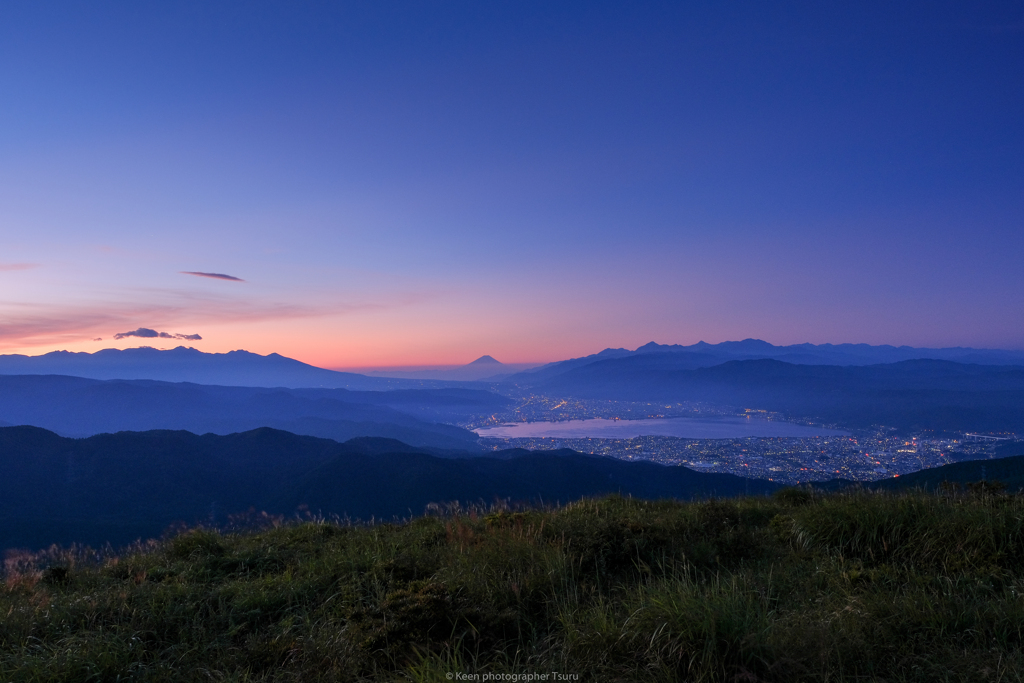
1;1;1022;368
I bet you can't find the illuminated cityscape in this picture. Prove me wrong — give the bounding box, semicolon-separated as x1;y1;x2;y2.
467;392;1018;484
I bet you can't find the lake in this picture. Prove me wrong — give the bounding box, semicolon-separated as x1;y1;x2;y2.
474;416;847;439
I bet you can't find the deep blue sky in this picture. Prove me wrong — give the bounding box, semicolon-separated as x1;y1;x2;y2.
2;2;1022;365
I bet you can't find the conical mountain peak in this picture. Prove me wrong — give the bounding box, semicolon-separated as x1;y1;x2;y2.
467;355;502;366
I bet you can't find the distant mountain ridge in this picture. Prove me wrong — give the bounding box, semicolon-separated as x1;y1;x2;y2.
534;357;1024;433
0;374;507;450
8;340;1020;390
506;339;1024;385
0;346;469;390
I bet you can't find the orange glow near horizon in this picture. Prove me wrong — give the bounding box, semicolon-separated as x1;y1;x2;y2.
0;323;574;370
4;263;1023;369
0;338;560;369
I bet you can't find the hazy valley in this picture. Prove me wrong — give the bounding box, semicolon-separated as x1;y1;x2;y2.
1;340;1022;552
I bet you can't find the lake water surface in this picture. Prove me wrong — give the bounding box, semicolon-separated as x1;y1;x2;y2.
475;416;847;440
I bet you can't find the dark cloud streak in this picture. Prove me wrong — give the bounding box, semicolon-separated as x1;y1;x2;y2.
181;271;244;282
113;328;202;341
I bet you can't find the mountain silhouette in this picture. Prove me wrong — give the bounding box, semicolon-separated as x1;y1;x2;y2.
504;340;1024;385
0;375;510;449
0;426;780;550
0;346;469;389
533;357;1024;433
363;355;536;381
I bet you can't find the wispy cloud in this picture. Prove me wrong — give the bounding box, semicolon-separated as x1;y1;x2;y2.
113;328;202;341
0;263;39;272
181;271;245;282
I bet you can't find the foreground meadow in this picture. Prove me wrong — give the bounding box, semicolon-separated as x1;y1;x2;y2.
2;488;1022;682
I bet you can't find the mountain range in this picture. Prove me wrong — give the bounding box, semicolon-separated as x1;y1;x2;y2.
5;342;1024;437
533;356;1024;433
504;339;1024;385
0;346;468;390
7;340;1024;391
0;375;508;450
3;338;1023;552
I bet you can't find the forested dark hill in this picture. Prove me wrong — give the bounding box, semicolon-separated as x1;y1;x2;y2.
0;426;777;550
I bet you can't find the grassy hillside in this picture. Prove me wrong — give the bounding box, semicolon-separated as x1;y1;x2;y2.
3;490;1022;682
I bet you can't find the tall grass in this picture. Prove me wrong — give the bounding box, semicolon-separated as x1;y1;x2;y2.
2;489;1023;681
